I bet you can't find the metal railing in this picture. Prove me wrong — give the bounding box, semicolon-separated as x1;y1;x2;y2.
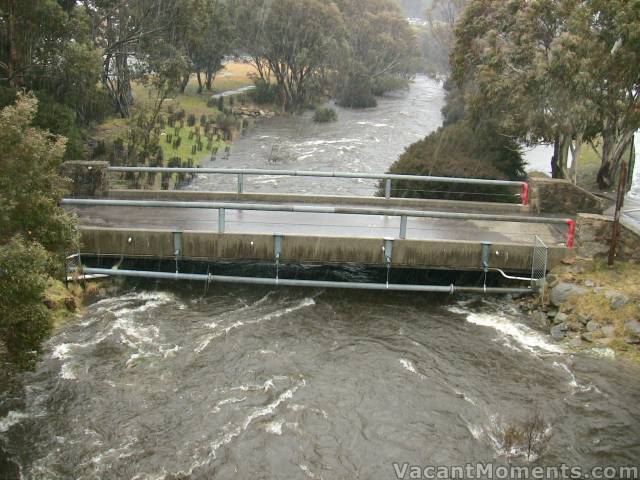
61;198;574;245
108;167;530;205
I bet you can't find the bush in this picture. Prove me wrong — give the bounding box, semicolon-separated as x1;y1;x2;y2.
313;107;338;123
382;121;526;202
338;74;378;108
0;236;52;368
251;79;279;105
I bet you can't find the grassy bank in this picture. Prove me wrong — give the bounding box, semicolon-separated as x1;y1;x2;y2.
91;62;280;189
522;258;640;362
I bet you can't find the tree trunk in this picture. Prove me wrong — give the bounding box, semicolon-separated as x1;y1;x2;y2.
179;73;191;94
550;135;571;179
597;130;634;190
568;134;583;186
114;52;132;118
205;68;216;91
6;0;21;87
196;71;203;93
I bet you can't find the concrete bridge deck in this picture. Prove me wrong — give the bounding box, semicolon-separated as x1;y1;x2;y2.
67;200;567;246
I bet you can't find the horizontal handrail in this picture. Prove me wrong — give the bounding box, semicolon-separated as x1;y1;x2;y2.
108;167;529;205
61;198;574;246
108;166;524;187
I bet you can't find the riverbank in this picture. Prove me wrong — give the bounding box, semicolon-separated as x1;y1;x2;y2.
90;62;279;190
520;258;640;361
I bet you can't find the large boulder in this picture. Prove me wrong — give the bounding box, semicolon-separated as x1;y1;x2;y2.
604;291;630;310
549;283;587;307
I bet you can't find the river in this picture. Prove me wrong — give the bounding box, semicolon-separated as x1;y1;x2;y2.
2;76;640;479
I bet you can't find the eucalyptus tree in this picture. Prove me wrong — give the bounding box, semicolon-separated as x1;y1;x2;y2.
564;0;640;189
234;0;345;111
451;0;639;186
451;0;589;180
422;0;467;77
191;0;233;93
335;0;419;107
80;0;182;117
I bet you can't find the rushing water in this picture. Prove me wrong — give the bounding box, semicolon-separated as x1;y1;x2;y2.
2;77;640;479
2;287;640;479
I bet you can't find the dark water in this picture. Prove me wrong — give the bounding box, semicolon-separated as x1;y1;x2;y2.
3;78;640;479
2;287;640;479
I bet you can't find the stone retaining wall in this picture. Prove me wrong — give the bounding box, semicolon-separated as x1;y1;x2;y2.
529;177;604;214
576;213;640;262
61;161;110;197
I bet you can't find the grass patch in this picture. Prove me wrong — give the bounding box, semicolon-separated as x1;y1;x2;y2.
551;259;640;361
44;278;84;330
91;62;258;144
575;139;634;192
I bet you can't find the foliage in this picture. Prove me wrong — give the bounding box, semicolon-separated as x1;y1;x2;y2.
421;0;468;78
313;107;338;123
251;79;279;105
0;0;109;124
384;121;525;201
0;236;53;368
233;0;346;111
0;95;78;368
450;0;640;188
0;94;78;257
335;0;419;106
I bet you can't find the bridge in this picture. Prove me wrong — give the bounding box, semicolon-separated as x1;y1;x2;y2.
61;164;588;295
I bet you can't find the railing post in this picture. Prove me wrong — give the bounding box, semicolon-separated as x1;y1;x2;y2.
399;216;407;239
385;178;392;200
237;173;244;194
521;182;530;206
566;219;576;248
218;208;226;233
481;242;491;272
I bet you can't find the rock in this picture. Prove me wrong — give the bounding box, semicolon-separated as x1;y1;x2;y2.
546;274;559;288
549;283;587;307
532;311;549;329
624;320;640;336
595;338;613;347
547;307;559;318
625;337;640;345
569;336;583;348
601;325;616;338
586;320;601;332
584;280;595;287
577;314;591;326
550;322;568;340
581;332;595;342
43;298;56;310
554;312;569;324
604;291;629;310
64;297;78;312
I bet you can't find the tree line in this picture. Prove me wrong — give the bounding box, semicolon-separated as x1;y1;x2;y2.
449;0;639;189
1;0;419;127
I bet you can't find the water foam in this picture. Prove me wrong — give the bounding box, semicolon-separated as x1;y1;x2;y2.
399;359;418;374
0;411;29;432
196;297;315;353
448;306;564;354
552;361;601;394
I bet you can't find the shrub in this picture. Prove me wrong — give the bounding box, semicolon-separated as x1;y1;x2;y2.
187;113;196;127
313;107;338;123
251;79;279;105
382;121;526;201
0;236;52;368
